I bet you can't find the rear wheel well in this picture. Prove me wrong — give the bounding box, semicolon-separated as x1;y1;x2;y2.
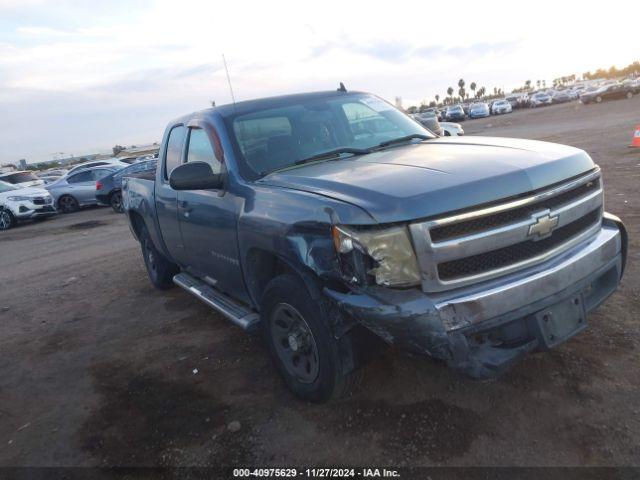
129;211;146;240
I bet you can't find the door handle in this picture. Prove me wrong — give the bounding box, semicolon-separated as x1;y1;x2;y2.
178;200;193;215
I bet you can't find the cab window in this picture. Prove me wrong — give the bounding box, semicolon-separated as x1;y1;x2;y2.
164;125;186;180
186;128;221;175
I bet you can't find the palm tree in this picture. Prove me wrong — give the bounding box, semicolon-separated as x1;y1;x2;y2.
536;80;541;89
447;86;454;100
435;94;440;105
458;78;465;90
525;79;531;90
458;87;466;100
470;82;477;98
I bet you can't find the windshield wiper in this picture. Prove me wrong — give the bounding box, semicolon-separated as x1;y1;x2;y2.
293;147;370;166
373;134;431;149
261;147;370;175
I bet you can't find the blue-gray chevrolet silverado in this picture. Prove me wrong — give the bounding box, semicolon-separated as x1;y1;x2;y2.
123;90;627;402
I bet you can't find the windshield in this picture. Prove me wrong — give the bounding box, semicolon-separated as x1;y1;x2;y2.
1;172;39;184
226;93;433;177
0;180;19;193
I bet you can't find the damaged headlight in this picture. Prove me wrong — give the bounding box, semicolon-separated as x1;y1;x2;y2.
332;225;421;287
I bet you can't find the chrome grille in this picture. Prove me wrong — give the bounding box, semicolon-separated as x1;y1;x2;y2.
410;169;604;292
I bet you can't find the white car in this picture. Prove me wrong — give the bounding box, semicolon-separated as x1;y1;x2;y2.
0;180;56;230
0;171;45;188
440;122;464;136
491;99;513;114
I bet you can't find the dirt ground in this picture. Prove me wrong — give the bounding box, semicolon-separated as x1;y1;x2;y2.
1;97;639;469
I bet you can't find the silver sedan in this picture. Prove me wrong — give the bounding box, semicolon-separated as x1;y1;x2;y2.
46;166;123;213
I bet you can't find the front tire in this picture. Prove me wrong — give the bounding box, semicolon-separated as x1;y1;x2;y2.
261;274;358;403
626;91;633;99
110;191;124;213
0;209;15;230
595;95;603;103
58;195;79;213
139;225;178;289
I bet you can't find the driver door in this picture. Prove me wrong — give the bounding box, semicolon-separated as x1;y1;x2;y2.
177;125;246;300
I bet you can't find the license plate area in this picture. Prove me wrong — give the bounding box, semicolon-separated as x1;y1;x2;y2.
534;295;587;349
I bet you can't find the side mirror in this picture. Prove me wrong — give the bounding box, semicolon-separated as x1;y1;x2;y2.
169;161;223;190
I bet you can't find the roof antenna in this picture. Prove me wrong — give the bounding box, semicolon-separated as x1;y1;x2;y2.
337;82;347;92
222;54;236;105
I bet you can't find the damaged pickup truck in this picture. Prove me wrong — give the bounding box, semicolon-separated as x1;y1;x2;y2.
123;90;627;402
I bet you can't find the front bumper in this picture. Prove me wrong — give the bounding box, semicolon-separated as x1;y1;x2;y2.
325;214;626;378
14;204;57;219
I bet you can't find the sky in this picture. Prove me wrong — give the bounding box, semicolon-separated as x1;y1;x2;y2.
0;0;637;165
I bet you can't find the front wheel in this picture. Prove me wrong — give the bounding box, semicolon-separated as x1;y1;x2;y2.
626;91;633;99
595;96;603;103
139;225;178;289
261;274;359;403
58;195;79;213
110;191;124;213
0;209;15;230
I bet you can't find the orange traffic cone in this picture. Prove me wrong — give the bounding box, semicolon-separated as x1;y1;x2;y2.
630;125;640;148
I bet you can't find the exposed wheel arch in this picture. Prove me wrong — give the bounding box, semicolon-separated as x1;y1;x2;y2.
128;210;147;240
245;249;305;308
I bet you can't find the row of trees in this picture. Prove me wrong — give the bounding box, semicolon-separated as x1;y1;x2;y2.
406;59;639;113
583;61;640;81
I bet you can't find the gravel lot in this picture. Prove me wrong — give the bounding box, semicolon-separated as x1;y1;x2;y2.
1;97;639;468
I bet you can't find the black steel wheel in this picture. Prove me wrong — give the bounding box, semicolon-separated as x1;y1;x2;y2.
58;195;79;213
270;303;320;384
0;209;15;230
139;225;178;289
110;191;124;213
261;274;360;402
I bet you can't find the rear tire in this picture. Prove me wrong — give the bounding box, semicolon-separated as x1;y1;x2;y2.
58;195;79;213
595;96;603;103
261;274;359;403
110;191;124;213
626;91;633;99
0;209;15;230
139;225;178;289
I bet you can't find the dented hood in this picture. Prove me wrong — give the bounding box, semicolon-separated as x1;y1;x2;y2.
257;136;596;224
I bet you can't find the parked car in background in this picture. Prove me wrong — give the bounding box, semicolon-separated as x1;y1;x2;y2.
0;180;56;230
66;158;129;176
552;90;573;104
37;169;68;185
505;95;521;109
491;99;513;115
445;104;466;121
0;171;45;188
46;166;124;213
440;122;464;136
96;159;158;213
529;92;553;107
411;112;444;136
580;83;634;104
468;102;490;119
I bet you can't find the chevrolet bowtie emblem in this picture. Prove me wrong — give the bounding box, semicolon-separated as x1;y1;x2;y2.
528;213;559;238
